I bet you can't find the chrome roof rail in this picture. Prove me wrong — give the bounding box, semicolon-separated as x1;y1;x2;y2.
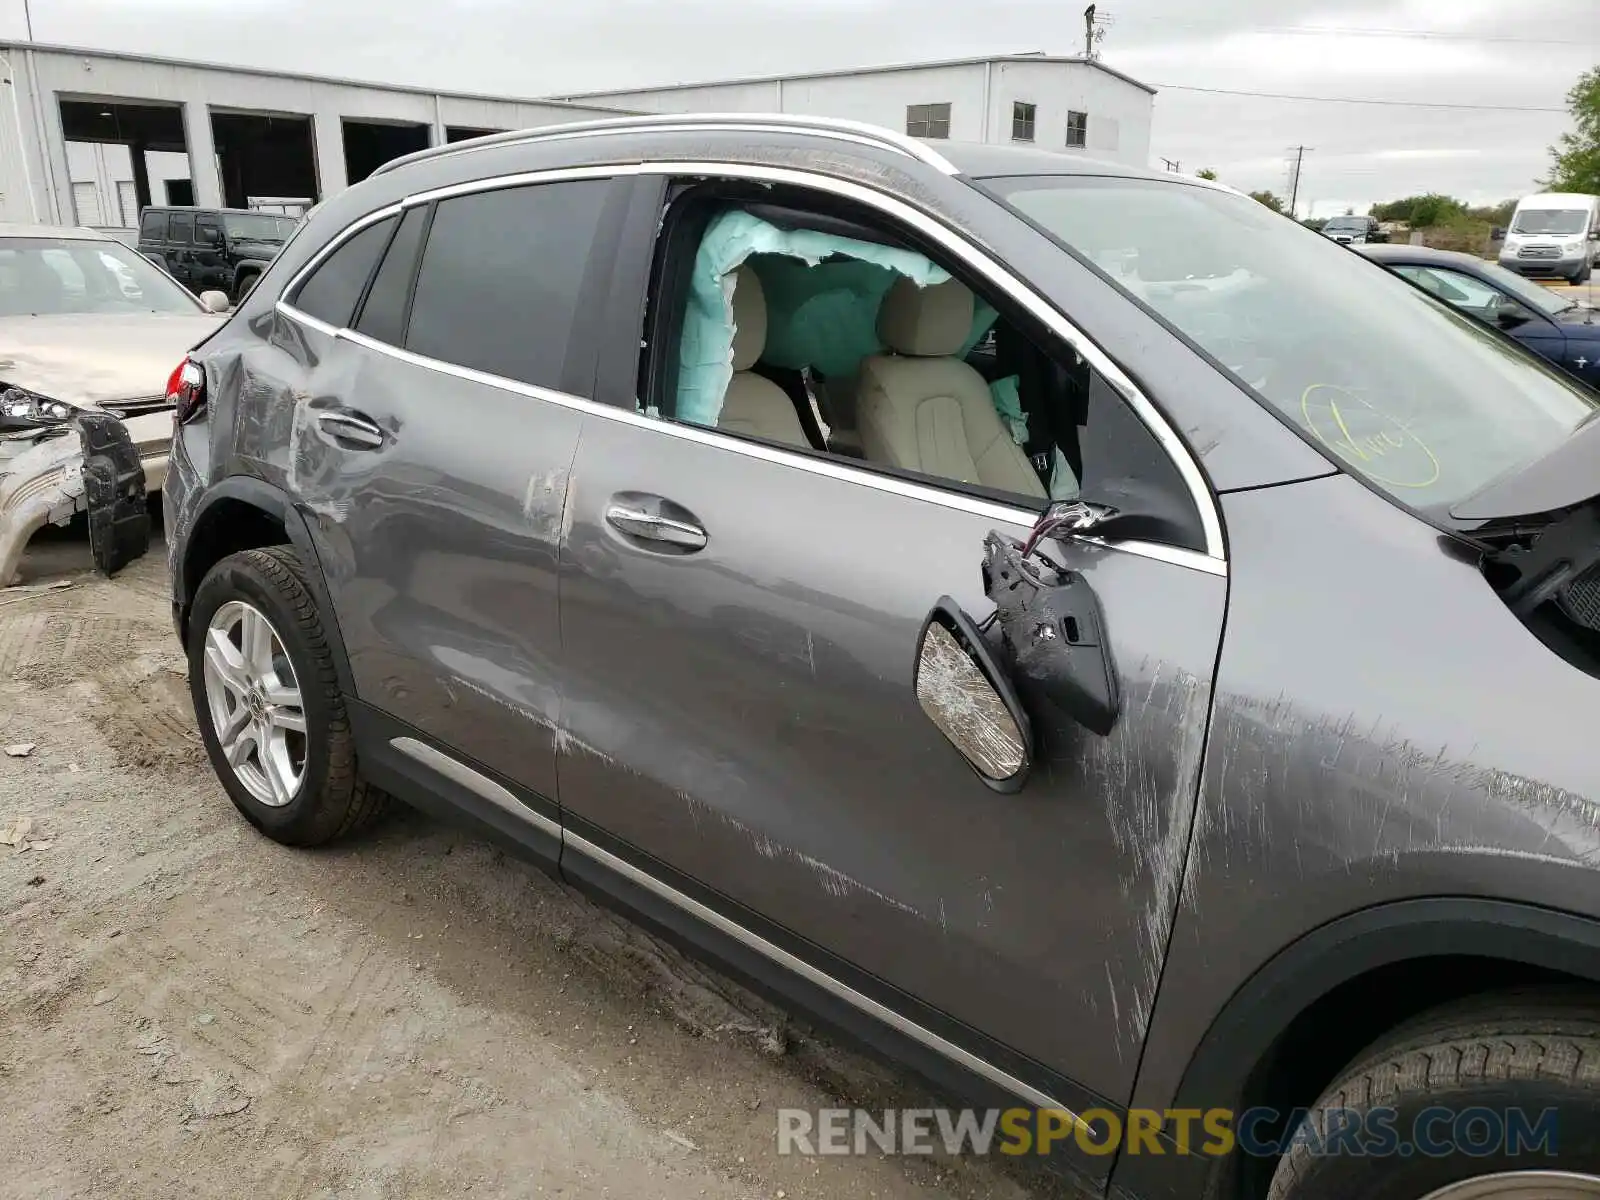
370;112;960;179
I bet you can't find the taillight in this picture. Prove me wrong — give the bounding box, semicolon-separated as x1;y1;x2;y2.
166;357;206;425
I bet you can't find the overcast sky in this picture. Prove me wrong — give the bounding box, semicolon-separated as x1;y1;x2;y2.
2;0;1594;215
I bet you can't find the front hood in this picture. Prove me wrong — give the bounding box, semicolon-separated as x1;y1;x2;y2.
0;312;225;408
1452;410;1600;523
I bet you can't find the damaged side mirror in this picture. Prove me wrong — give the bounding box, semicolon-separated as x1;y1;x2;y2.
913;598;1034;793
981;526;1121;738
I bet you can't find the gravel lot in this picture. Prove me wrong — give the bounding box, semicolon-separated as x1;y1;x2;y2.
1;526;1047;1200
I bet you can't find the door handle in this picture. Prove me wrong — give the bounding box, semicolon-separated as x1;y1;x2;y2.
605;504;707;551
315;409;385;450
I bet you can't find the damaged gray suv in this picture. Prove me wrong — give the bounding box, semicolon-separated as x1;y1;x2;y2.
164;114;1600;1200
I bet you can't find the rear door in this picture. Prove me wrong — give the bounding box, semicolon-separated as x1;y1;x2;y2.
192;213;228;295
278;175;631;823
165;211;195;288
555;170;1227;1120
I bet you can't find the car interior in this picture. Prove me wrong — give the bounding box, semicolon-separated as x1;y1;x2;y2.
641;187;1091;507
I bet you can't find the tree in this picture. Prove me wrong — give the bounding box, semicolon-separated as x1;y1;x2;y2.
1196;168;1219;181
1370;193;1467;227
1545;65;1600;194
1248;190;1285;213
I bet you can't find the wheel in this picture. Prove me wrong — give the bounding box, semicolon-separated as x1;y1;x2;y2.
187;546;386;845
1266;988;1600;1200
232;272;258;304
1574;261;1592;286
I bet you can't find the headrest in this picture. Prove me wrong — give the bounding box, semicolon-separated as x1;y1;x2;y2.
877;277;974;357
730;265;767;372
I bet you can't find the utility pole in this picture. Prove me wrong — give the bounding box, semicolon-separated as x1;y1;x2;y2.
22;0;33;41
1082;5;1112;59
1287;145;1313;218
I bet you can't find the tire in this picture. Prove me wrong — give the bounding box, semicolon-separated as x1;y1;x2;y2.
187;546;386;846
1574;262;1592;286
1266;988;1600;1200
232;272;258;304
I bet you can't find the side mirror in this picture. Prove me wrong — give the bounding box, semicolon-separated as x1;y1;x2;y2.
198;290;232;314
1496;302;1533;330
913;598;1033;793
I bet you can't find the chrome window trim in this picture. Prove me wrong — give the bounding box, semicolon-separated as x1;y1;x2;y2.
393;736;561;840
390;735;1091;1128
369;112;961;179
275;159;1227;573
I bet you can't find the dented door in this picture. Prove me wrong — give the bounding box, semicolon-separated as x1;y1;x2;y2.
289;343;582;802
556;418;1226;1107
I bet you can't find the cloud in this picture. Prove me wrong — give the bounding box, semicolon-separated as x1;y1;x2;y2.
3;0;1591;209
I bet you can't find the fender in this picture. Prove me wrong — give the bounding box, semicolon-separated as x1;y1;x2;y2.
178;477;356;698
1111;898;1600;1200
230;259;272;295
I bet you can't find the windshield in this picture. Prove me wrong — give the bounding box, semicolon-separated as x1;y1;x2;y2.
983;175;1598;515
1512;208;1589;236
1324;218;1367;231
0;237;202;317
223;213;292;243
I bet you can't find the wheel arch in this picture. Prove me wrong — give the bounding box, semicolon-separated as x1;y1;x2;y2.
177;479;355;697
1113;899;1600;1200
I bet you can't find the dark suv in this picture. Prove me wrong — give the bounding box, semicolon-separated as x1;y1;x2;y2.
163;115;1600;1200
136;206;297;302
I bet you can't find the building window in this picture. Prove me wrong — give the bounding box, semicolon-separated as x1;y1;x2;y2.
1066;111;1089;149
906;102;952;139
1012;101;1036;142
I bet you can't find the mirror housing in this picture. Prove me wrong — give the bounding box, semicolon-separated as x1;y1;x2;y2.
198;290;232;314
913;598;1033;793
1496;304;1532;330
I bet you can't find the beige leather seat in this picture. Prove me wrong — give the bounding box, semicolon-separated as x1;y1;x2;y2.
857;278;1045;499
716;266;809;449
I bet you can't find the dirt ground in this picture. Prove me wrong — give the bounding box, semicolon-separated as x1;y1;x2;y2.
0;526;1055;1200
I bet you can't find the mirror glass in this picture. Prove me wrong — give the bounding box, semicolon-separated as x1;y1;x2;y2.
915;622;1027;783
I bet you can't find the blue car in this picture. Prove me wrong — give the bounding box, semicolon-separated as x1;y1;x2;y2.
1359;243;1600;387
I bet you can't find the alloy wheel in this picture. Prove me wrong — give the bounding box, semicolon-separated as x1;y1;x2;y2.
1420;1172;1600;1200
201;600;308;807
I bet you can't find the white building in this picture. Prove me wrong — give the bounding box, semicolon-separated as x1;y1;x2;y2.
0;45;1156;232
552;54;1156;168
0;42;628;230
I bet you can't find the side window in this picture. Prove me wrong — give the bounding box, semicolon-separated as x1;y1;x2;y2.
353;205;428;345
640;192;1204;549
139;211;164;240
405;180;609;391
1396;266;1498;311
195;217;222;247
168;212;193;244
289;216;396;328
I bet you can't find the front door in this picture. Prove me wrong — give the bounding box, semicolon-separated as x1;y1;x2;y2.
556;173;1227;1113
271;176;632;808
165;211;195;288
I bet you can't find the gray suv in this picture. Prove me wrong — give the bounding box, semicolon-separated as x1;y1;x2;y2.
163;114;1600;1200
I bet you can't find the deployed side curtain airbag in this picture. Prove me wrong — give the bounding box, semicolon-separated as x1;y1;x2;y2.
674;210;985;428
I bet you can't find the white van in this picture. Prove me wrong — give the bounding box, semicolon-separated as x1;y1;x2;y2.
1499;192;1599;283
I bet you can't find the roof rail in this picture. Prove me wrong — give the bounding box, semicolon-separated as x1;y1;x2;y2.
370;112;960;179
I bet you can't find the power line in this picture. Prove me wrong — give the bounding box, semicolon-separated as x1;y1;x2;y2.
1154;83;1568;113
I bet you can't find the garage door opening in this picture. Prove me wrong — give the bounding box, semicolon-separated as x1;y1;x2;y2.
211;110;319;211
446;126;505;144
58;99;190;226
342;119;431;185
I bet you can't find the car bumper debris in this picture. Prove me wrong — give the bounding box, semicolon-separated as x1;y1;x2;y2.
0;411;151;586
